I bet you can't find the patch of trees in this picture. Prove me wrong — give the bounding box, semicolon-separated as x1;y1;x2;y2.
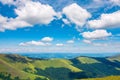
35;67;72;80
23;67;35;74
35;77;49;80
0;72;20;80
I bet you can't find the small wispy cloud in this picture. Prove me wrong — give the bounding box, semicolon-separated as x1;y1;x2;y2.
56;43;64;47
19;37;53;46
67;40;74;44
19;40;51;46
41;37;53;42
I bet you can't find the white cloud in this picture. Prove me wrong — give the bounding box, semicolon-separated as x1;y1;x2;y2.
0;0;32;5
82;29;112;47
0;1;57;32
19;41;46;46
82;30;112;39
62;3;91;27
45;43;52;46
19;42;26;46
83;39;108;47
56;12;62;19
0;15;8;31
0;15;7;23
0;15;31;32
19;37;53;46
62;19;70;25
19;40;52;46
0;0;15;5
83;39;92;44
92;43;108;46
85;0;120;10
56;43;64;47
15;1;56;25
67;40;74;44
41;37;53;42
88;10;120;29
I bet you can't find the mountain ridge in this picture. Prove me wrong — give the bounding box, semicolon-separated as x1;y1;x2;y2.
0;54;120;80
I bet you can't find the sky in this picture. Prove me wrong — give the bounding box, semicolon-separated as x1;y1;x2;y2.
0;0;120;53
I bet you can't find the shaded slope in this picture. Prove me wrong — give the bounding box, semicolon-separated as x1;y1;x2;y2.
70;56;120;78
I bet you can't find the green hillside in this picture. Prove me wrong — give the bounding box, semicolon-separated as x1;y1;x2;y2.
76;57;101;64
0;54;48;80
80;76;120;80
71;56;120;78
0;54;120;80
0;54;82;80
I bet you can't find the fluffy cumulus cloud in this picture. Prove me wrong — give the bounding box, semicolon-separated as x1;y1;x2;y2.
62;3;91;27
0;1;91;32
15;1;56;25
2;20;32;32
88;10;120;29
0;1;56;32
82;30;112;39
0;15;8;31
0;15;32;32
41;37;53;42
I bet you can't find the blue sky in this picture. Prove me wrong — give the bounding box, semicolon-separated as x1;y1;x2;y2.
0;0;120;53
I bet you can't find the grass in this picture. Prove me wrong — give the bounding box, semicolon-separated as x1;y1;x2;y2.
0;54;49;80
80;76;120;80
33;59;82;72
76;57;100;64
0;54;120;80
0;54;82;79
107;56;120;62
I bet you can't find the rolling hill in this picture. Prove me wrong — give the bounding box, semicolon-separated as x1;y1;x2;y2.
0;54;120;80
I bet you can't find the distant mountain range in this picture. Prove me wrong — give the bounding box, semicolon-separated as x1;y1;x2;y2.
0;54;120;80
20;53;117;59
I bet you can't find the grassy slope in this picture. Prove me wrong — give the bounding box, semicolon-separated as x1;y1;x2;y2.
74;56;120;80
0;54;47;80
76;57;101;64
107;55;120;62
79;76;120;80
0;54;82;80
33;59;81;72
71;56;120;78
